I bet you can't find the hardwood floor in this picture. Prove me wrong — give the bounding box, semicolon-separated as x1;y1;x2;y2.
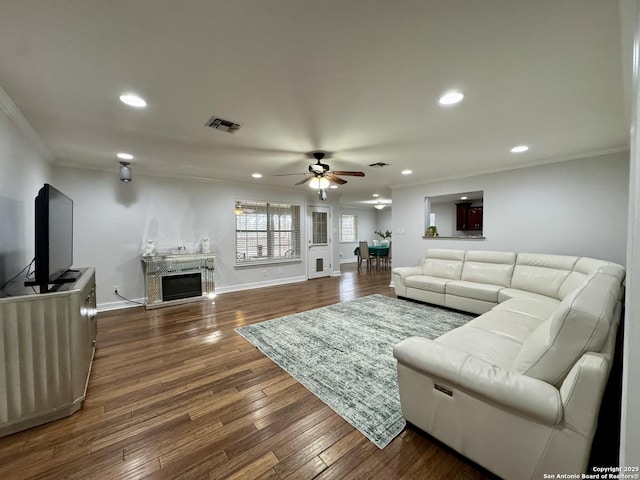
0;264;496;479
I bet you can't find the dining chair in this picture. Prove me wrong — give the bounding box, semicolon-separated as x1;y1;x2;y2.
382;241;392;269
358;241;376;271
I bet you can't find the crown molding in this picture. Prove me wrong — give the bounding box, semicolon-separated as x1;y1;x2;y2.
391;146;630;190
0;85;54;162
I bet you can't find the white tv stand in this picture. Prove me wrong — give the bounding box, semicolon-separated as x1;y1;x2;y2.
0;268;96;437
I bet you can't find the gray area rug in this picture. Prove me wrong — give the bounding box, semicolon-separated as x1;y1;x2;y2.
235;294;474;448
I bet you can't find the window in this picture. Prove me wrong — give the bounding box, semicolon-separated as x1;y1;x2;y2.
235;200;301;264
339;214;357;242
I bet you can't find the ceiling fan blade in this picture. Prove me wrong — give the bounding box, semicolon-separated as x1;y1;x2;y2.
273;172;309;177
325;174;347;185
330;171;365;177
295;176;312;186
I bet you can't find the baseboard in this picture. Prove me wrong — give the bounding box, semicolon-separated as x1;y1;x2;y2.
98;298;145;312
214;275;308;295
97;274;335;311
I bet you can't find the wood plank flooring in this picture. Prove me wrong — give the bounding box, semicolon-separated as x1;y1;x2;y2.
0;264;496;479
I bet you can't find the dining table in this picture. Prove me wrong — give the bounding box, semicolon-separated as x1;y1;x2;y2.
353;245;390;269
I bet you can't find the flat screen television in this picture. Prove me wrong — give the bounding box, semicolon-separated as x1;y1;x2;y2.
25;183;76;292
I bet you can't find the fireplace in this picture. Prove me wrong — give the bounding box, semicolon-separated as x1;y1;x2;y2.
161;272;202;302
142;253;215;309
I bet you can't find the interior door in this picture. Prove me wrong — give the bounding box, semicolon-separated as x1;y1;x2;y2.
307;205;331;279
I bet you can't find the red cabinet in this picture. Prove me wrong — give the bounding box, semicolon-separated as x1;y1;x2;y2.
456;203;483;230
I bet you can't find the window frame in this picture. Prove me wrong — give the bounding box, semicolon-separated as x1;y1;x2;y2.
339;214;358;243
235;200;302;266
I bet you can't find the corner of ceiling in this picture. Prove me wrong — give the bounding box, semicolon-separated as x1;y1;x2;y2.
0;85;55;162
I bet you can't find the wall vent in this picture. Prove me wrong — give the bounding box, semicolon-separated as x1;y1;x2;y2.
369;162;390;168
205;116;241;133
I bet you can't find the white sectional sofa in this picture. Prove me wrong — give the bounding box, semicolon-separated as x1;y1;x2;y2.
392;249;625;480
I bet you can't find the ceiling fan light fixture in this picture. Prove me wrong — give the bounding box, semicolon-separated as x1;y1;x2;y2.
374;203;385;210
309;177;330;190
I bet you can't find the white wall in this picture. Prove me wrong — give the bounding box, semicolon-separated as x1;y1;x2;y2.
620;0;640;466
391;152;629;267
375;207;392;238
52;166;347;309
0;90;51;287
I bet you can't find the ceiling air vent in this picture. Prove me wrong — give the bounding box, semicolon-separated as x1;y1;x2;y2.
205;116;241;133
369;162;390;168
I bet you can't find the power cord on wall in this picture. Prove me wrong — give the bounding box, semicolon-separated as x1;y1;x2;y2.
114;288;144;305
0;258;35;295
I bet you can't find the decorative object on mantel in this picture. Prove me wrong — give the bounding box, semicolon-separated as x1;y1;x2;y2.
375;229;392;246
202;238;210;253
426;225;438;237
143;239;156;255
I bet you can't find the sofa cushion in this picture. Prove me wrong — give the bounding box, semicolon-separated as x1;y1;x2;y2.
465;310;545;344
421;249;464;280
461;250;516;287
446;280;503;303
559;259;626;300
510;253;579;299
511;270;621;385
405;275;450;294
493;296;560;322
436;326;521;370
498;288;556;304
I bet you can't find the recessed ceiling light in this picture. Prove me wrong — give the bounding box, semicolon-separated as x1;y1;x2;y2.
438;91;464;106
372;193;380;197
401;169;413;175
329;185;338;189
119;93;147;108
251;173;262;179
511;145;529;153
117;152;134;160
460;196;468;200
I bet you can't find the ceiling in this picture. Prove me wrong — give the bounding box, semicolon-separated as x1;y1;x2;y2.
0;1;630;206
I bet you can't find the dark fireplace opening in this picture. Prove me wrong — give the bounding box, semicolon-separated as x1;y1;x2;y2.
162;272;202;302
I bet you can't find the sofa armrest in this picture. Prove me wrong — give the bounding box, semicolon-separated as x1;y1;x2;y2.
559;352;610;435
392;266;422;286
393;337;563;424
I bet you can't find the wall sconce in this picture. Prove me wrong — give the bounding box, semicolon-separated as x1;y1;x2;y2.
119;161;132;182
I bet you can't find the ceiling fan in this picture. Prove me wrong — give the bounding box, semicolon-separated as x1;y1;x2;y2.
274;151;365;189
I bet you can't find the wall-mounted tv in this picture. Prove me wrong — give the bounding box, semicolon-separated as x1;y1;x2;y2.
25;184;76;293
